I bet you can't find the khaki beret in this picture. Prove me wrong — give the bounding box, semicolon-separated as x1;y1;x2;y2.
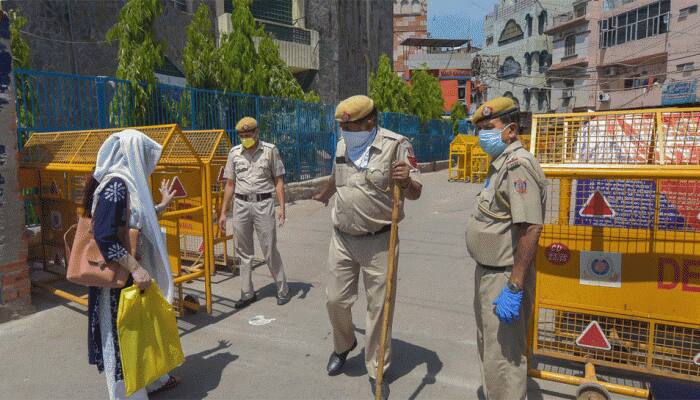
335;95;375;122
235;117;258;132
470;97;519;124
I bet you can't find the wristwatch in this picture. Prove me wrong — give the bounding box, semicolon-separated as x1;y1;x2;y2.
507;280;523;293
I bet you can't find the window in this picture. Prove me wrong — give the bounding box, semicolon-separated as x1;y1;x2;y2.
498;57;522;78
486;35;494;46
599;1;670;48
539;51;550;73
525;14;533;36
677;62;695;77
457;80;467;102
537;90;547;111
173;0;187;11
574;2;587;18
565;35;577;57
524;53;532;74
679;5;698;20
524;89;531;110
624;72;650;89
538;11;548;35
499;20;525;45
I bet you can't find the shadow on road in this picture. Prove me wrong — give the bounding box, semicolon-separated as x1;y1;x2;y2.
342;329;443;400
255;281;315;301
159;340;238;399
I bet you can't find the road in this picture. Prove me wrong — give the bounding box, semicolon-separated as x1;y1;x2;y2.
0;169;639;399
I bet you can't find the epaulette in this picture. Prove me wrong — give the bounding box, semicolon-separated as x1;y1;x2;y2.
380;128;404;141
506;155;521;169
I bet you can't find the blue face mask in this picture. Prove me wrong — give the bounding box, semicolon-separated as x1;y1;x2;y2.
341;128;376;166
478;127;508;158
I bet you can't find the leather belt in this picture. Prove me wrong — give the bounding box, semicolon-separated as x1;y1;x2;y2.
479;264;507;271
362;225;391;237
235;193;272;202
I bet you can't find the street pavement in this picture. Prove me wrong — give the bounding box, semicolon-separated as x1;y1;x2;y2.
0;169;639;400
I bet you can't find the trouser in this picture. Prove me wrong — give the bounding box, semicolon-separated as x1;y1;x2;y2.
326;227;398;379
473;263;535;400
233;197;288;300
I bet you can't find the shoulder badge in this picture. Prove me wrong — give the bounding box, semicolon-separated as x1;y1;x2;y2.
403;141;418;168
506;155;521;169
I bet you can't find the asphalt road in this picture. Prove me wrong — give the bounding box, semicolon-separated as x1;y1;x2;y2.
0;169;641;400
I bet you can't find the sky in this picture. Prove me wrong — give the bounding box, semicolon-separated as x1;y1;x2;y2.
427;0;497;45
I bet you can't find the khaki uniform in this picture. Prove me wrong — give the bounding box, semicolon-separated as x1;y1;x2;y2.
465;140;546;400
326;127;421;379
223;141;288;300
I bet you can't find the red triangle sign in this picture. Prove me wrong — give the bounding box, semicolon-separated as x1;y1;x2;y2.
217;166;226;182
171;176;188;199
579;191;615;218
576;321;611;350
694;352;700;366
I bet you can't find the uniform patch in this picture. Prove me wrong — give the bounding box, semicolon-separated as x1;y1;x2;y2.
513;179;527;193
506;156;521;169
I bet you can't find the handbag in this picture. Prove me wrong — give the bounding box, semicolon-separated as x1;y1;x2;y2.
64;200;139;288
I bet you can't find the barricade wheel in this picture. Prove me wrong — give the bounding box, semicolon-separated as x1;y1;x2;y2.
576;383;610;400
183;294;200;314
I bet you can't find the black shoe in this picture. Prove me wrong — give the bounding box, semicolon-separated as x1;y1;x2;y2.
234;294;257;309
277;293;291;306
326;339;357;376
369;377;390;400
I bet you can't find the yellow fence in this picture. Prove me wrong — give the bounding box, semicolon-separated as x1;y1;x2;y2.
20;125;231;315
529;108;700;398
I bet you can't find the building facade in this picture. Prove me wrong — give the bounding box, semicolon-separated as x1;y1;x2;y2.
10;0;392;104
546;0;599;112
477;0;568;115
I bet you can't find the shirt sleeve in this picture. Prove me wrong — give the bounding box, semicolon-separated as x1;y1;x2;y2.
398;139;422;185
223;151;236;181
93;178;129;262
271;146;286;177
506;165;544;225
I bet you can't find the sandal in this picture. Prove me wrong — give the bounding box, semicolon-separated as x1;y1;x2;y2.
148;375;181;395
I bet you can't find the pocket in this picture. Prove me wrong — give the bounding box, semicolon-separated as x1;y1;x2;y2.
365;167;390;192
235;160;249;174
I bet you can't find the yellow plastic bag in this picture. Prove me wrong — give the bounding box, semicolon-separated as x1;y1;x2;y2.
117;284;184;397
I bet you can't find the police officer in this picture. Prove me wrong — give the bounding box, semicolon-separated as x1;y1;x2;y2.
219;117;290;308
313;95;422;400
465;97;546;400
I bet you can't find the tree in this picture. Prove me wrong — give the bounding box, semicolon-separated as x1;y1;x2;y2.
450;100;467;133
254;33;319;102
183;3;219;90
218;0;260;94
369;54;410;114
9;9;35;141
106;0;164;125
409;68;444;123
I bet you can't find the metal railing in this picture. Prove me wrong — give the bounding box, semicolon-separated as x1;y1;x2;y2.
14;69;453;182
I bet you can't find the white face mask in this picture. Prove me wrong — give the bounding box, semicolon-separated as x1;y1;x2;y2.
341;128;376;165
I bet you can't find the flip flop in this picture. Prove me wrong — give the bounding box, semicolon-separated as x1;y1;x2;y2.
148;375;181;395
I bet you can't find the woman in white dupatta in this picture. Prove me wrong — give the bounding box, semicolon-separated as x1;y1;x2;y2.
85;129;179;399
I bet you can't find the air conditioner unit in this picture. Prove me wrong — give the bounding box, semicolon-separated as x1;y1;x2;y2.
605;67;618;77
562;88;574;98
598;91;611;102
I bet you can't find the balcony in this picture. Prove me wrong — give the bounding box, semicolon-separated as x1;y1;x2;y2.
545;12;588;35
218;14;320;72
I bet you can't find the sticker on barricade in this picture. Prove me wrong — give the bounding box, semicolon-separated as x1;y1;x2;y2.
575;321;611;351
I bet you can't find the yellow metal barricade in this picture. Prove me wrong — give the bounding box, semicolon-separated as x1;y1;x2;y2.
20;124;224;315
528;108;700;399
470;146;489;183
449;134;478;181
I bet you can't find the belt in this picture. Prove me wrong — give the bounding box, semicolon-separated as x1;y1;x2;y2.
479;264;507;271
235;193;272;202
359;225;391;237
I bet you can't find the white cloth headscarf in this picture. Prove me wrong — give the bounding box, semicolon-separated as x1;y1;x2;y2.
92;129;174;303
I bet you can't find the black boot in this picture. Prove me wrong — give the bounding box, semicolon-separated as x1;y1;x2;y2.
234;293;257;309
325;339;357;376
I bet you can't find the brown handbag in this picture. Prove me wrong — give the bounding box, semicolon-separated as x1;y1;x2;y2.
64;212;139;288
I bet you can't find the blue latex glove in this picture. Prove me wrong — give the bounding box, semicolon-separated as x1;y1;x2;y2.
492;285;523;323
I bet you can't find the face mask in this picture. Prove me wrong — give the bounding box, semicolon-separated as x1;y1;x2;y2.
240;137;257;149
478;126;509;158
341;128;376;165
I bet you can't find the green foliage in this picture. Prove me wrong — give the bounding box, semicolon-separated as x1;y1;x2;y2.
450;101;467;133
106;0;164;125
9;9;35;135
183;3;218;90
369;54;410;114
409;68;444;124
218;0;260;94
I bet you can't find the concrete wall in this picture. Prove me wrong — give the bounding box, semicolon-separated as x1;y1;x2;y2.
6;0;217;77
305;0;393;104
393;0;428;78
